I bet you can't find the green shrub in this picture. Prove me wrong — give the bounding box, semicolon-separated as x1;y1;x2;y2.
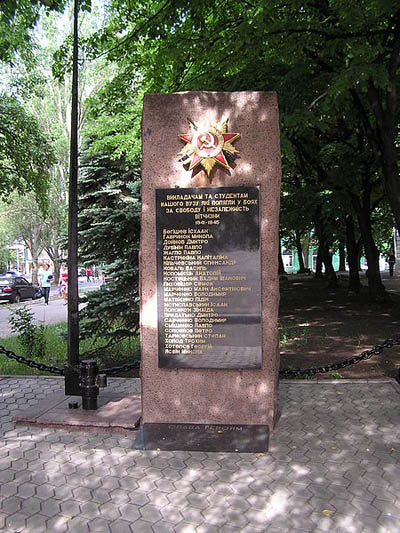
8;306;46;359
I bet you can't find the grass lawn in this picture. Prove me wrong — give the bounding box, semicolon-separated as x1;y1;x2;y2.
0;322;140;376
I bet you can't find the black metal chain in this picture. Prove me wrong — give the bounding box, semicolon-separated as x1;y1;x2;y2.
279;336;400;378
0;344;140;377
1;336;399;378
0;345;65;375
100;360;140;376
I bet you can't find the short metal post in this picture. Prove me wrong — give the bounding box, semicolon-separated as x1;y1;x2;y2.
80;360;99;410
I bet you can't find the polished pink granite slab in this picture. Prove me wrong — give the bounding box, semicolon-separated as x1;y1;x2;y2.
14;392;141;433
140;92;281;428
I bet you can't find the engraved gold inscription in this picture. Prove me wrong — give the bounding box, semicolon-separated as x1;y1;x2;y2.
158;190;257;357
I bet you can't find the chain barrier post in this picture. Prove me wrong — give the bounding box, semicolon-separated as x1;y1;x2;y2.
80;360;100;410
64;364;81;395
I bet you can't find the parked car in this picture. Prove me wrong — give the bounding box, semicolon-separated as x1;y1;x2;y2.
0;270;19;277
0;276;40;304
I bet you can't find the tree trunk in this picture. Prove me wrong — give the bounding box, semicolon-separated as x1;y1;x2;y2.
367;84;400;235
314;216;337;287
45;247;62;284
295;231;305;272
314;245;323;278
303;233;310;269
345;215;361;293
26;237;41;285
278;239;286;275
321;243;338;287
357;238;363;271
338;242;346;271
356;204;389;302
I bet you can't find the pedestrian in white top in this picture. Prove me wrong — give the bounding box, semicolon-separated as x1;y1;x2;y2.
39;264;53;305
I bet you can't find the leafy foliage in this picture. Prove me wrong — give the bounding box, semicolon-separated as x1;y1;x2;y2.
8;305;46;359
0;0;66;64
78;147;141;351
0;94;54;212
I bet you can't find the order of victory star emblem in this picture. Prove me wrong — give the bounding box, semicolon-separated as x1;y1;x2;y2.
178;118;240;177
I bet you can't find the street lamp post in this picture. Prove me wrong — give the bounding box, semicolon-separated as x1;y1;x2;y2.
65;0;80;394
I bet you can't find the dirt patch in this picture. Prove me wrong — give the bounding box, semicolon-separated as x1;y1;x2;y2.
279;273;400;379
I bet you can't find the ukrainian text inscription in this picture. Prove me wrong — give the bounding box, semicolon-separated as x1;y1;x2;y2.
156;186;262;369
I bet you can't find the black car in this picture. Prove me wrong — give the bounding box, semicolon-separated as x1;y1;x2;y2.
0;275;40;304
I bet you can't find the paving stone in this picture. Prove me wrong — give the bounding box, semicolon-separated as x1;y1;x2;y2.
166;489;191;508
377;514;400;532
66;515;90;532
159;504;184;525
118;503;140;522
0;378;399;533
53;485;74;500
88;517;112;532
98;501;121;521
180;506;204;526
80;501;101;519
0;481;18;497
5;512;26;531
60;499;81;518
351;497;381;518
101;476;120;490
139;503;163;523
72;486;93;502
367;484;397;501
25;512;48;531
19;495;42;516
0;469;14;483
186;492;209;510
109;518;133;533
155;478;176;493
109;488;130;505
372;498;400;517
224;508;249;528
152;520;177;533
40;498;62;518
118;476;139;491
347;482;375;502
174;521;197;532
91;488;111;505
1;495;23;514
146;490;169;507
127;489;149;507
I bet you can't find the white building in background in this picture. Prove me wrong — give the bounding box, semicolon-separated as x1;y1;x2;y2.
6;241;53;280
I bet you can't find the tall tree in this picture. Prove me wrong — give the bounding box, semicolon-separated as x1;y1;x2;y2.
0;94;54;211
81;0;400;233
1;194;48;283
0;0;66;64
78;148;141;351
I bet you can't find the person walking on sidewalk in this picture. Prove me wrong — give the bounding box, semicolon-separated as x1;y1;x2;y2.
388;249;396;277
59;263;68;305
39;264;53;305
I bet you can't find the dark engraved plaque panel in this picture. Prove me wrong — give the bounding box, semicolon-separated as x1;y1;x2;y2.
133;423;269;453
156;186;262;369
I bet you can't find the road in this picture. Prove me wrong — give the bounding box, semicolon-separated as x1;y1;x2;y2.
0;280;102;338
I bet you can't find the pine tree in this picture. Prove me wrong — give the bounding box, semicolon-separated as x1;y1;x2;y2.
78;149;141;358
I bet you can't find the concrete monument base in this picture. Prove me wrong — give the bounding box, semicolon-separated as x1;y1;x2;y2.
133;423;269;453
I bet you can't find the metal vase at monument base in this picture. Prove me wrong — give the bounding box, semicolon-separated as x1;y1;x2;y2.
134;91;281;453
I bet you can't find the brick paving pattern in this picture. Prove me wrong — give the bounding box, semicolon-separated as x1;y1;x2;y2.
0;376;399;532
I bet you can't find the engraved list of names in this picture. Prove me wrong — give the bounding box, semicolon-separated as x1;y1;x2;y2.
156;186;262;369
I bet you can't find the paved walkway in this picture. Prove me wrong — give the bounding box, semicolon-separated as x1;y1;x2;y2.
0;377;399;532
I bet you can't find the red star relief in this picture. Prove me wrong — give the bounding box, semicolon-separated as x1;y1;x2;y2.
178;118;240;176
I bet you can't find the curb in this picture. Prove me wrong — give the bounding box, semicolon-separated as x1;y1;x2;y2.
280;377;399;385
